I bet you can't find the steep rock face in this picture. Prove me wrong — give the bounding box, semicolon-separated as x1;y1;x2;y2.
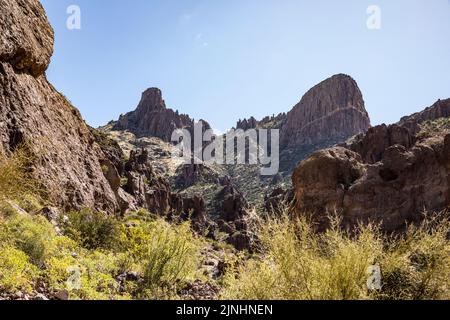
280;74;371;149
0;0;118;212
292;100;450;232
113;88;209;142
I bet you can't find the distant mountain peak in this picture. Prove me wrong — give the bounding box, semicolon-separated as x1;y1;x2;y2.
112;88;209;142
137;87;166;112
280;74;371;148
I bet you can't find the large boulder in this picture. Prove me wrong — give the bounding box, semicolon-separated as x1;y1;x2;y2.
0;0;53;76
293;121;450;232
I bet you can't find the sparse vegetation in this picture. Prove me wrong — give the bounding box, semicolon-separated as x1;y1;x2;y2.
418;117;450;139
0;150;205;299
0;205;205;299
1;148;449;300
221;212;450;300
0;147;40;203
62;209;120;250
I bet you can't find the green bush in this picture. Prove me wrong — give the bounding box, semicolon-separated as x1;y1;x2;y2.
117;217;203;298
45;248;127;300
0;245;39;293
62;209;120;250
376;215;450;300
0;214;56;267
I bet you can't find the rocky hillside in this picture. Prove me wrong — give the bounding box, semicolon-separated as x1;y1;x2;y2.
0;0;118;213
293;98;450;232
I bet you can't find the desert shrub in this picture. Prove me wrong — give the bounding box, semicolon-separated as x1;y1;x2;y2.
45;249;127;300
16;194;44;214
117;217;203;297
418;117;450;138
222;212;450;300
0;245;39;293
0;214;56;267
62;209;120;250
376;214;450;300
0;147;43;203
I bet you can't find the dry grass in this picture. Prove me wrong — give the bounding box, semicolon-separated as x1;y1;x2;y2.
221;211;450;300
0;147;38;202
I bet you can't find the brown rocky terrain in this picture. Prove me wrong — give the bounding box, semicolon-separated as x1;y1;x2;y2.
0;0;118;213
293;99;450;232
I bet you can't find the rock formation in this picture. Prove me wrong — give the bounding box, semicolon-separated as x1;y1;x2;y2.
280;74;371;149
398;99;450;135
264;187;295;215
113;88;210;142
236;117;258;131
0;0;118;212
292;99;450;232
233;74;371;174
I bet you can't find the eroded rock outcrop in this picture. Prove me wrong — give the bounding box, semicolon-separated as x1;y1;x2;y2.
0;0;54;77
113;148;213;232
233;74;371;174
292;101;450;232
0;0;118;212
398;99;450;135
173;164;226;189
113;88;210;142
264;187;295;215
236;117;258;131
281;74;371;149
344;124;415;164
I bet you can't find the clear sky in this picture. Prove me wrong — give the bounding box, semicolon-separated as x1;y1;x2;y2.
40;0;450;132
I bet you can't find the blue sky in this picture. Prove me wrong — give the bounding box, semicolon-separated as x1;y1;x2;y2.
40;0;450;131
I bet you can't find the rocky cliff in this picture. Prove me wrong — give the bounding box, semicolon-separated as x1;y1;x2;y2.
0;0;118;212
234;74;371;174
292;99;450;232
280;74;371;149
113;88;210;142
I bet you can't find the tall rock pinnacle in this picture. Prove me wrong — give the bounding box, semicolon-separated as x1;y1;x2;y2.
280;74;371;148
113;88;209;142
